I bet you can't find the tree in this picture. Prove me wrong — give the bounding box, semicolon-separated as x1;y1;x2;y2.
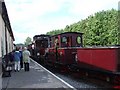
46;9;119;46
24;37;32;46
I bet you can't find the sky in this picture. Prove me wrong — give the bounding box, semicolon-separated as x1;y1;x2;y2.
5;0;119;44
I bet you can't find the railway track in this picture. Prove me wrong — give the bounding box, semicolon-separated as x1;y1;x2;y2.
43;65;113;89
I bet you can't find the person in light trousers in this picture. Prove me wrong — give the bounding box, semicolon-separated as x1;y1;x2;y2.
22;47;31;71
14;47;21;72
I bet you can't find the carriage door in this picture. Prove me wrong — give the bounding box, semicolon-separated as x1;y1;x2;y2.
67;36;72;47
54;37;59;62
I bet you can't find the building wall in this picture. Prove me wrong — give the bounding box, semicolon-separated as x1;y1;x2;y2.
0;14;6;57
0;9;3;78
6;28;14;53
0;14;2;58
1;15;6;56
6;28;9;53
0;1;15;58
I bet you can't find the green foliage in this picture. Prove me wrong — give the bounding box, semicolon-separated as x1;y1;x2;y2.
24;37;32;46
46;29;64;35
46;9;119;46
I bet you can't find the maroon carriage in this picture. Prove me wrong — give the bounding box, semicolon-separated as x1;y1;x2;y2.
47;32;83;67
76;47;120;73
75;47;120;84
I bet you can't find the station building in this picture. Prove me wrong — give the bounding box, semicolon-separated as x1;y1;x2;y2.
0;0;15;75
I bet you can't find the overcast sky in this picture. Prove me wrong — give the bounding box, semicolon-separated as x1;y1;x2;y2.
5;0;119;44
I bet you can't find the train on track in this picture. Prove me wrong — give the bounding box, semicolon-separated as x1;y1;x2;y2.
28;32;120;86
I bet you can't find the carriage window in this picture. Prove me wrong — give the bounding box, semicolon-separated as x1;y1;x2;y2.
62;37;67;43
76;36;81;44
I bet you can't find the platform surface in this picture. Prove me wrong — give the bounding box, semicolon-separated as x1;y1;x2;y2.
2;59;75;90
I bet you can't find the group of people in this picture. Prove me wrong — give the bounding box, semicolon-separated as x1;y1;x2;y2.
13;46;31;72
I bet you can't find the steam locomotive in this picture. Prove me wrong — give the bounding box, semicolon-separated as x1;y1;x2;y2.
29;32;120;85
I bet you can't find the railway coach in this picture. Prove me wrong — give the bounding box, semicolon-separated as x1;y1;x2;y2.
74;46;120;84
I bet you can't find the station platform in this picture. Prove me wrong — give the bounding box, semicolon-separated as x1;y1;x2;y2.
2;59;75;90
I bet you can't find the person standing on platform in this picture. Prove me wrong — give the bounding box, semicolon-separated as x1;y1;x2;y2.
14;47;21;72
22;47;31;71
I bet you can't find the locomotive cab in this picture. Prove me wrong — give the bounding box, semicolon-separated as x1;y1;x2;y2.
50;32;83;48
32;35;50;63
47;32;83;67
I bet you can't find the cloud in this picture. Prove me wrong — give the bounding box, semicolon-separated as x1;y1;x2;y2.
6;0;66;22
68;0;119;19
13;31;29;44
5;0;119;44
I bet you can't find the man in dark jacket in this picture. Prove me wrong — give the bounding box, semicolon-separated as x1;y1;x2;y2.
14;47;21;72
